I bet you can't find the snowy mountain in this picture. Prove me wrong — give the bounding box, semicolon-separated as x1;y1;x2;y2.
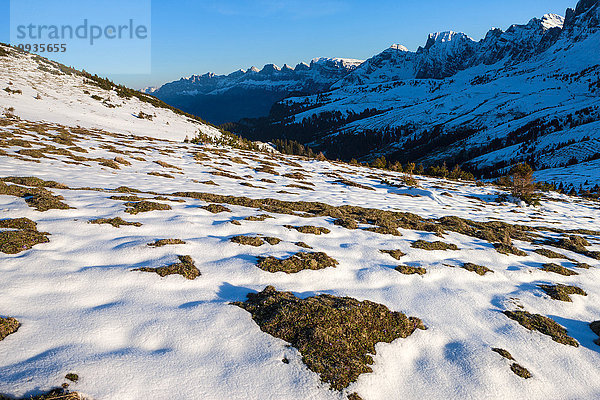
147;57;363;124
233;0;600;187
2;35;600;400
0;45;222;143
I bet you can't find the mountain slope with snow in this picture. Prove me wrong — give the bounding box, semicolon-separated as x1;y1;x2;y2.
1;37;600;400
147;58;364;124
234;0;600;188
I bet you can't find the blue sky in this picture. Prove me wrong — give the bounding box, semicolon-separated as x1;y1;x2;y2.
1;0;576;88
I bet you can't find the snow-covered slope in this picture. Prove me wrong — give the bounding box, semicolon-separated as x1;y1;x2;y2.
148;58;364;124
251;0;600;187
0;45;222;142
1;101;600;400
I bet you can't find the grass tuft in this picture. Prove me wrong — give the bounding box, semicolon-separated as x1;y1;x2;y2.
538;284;587;302
0;316;20;341
201;204;231;214
89;217;142;228
462;262;493;276
504;310;578;347
0;218;50;254
395;265;426;275
134;255;200;280
257;252;338;273
124;200;172;214
540;263;578;276
380;249;406;260
284;225;331;235
147;239;186;247
510;363;532;379
491;347;514;360
411;240;458;251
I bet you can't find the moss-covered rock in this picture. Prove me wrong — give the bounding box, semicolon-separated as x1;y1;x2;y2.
411;240;458;251
0;316;20;341
541;263;578;276
0;217;50;254
395;265;426;275
538;284;587;302
134;255;200;280
504;310;578;347
257;252;338;273
234;286;425;390
462;263;493;276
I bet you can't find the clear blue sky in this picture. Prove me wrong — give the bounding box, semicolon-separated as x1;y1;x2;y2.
1;0;577;88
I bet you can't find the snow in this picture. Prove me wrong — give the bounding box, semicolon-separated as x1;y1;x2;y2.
0;114;599;399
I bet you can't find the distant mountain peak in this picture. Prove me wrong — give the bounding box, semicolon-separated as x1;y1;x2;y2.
390;44;409;51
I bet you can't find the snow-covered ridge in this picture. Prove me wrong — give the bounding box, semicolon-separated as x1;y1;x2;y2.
0;44;222;142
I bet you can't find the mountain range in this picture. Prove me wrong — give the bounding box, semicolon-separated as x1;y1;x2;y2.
220;0;599;186
146;58;363;124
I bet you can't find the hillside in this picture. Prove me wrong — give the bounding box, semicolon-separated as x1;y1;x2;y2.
1;41;600;400
229;0;600;188
147;58;363;124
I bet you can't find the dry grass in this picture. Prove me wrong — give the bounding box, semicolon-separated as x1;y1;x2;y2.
534;248;569;259
395;265;426;275
510;363;532;379
134;255;200;280
257;252;338;273
538;284;587;302
0;316;20;341
0;218;50;254
494;243;528;256
491;348;514;360
462;262;493;276
147;239;186;247
504;310;578;347
89;217;142;228
0;181;71;212
380;249;406;260
541;263;578;276
124;201;172;214
234;286;425;390
284;225;331;235
201;204;231;214
411;240;458;251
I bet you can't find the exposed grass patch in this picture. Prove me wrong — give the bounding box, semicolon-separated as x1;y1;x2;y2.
147;171;175;179
124;200;172;214
147;239;186;247
541;263;578;276
257;252;338;273
109;195;145;202
534;248;569;259
0;218;50;254
0;181;71;211
504;310;579;347
89;217;142;228
380;249;406;260
335;179;375;191
154;160;182;170
0;316;20;341
134;255;200;280
231;235;265;247
264;237;282;245
64;373;79;383
395;265;426;275
284;225;330;235
295;241;312;249
244;214;273;222
574;263;592;269
234;286;425;390
538;284;587;302
411;240;458;251
201;204;231;213
462;262;493;276
334;218;358;229
491;347;514;360
98;158;120;169
494;243;528;256
114;156;131;166
510;363;532;379
363;226;402;236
